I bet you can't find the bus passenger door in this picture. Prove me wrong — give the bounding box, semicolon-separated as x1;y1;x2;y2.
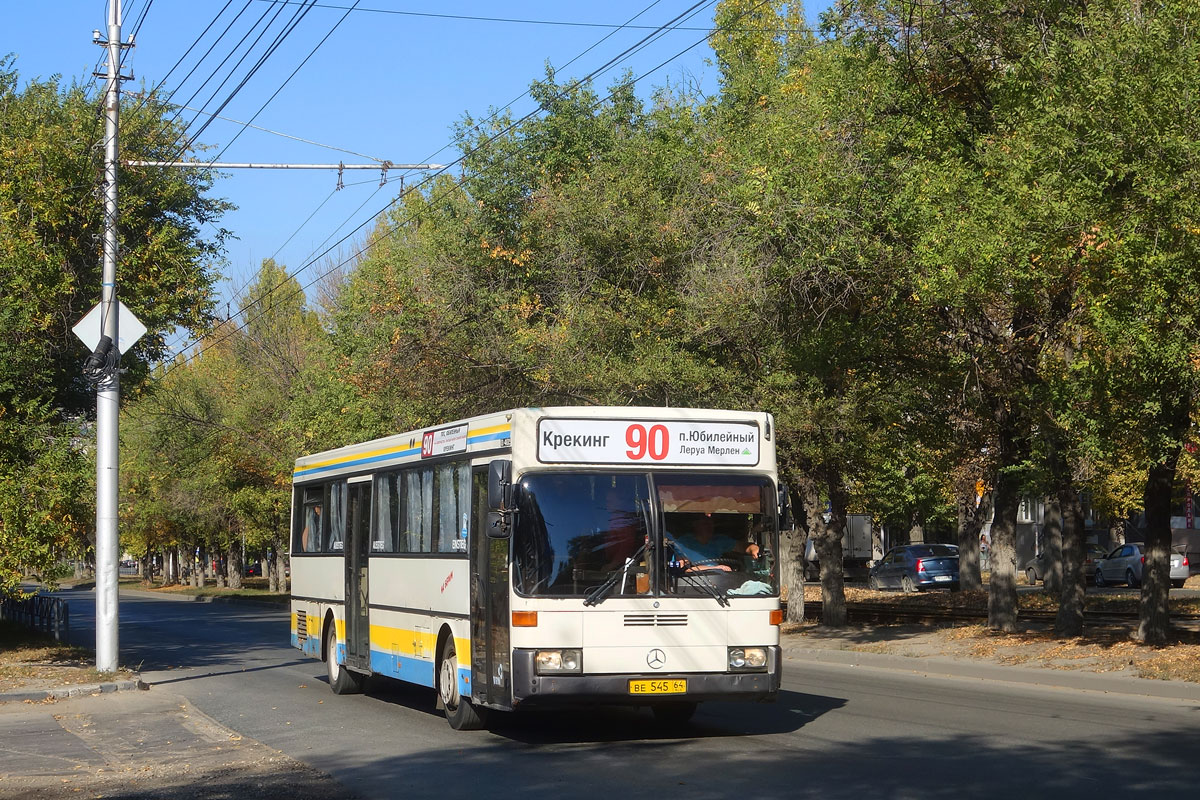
345;480;372;672
471;468;511;708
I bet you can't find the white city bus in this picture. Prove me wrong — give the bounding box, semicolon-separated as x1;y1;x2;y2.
290;406;784;729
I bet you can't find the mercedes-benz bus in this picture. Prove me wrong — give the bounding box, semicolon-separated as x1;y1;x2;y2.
290;406;784;729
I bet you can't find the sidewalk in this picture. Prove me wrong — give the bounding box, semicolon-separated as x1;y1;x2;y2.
0;689;354;800
781;623;1200;702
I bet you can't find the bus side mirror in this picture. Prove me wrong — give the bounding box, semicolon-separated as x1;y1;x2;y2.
487;460;513;539
778;483;794;530
488;460;511;511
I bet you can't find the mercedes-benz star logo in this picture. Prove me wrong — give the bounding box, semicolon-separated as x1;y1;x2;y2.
646;648;666;669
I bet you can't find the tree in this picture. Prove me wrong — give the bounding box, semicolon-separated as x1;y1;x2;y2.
122;259;323;591
0;61;229;595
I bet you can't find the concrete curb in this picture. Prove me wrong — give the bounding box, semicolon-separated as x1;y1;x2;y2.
0;677;148;704
781;640;1200;702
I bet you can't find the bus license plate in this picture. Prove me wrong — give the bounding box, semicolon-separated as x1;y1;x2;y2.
629;679;687;695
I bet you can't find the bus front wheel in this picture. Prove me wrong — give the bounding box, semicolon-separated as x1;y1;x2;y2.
325;623;362;695
439;637;486;730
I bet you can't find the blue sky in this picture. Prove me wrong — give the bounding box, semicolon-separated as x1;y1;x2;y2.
11;1;829;343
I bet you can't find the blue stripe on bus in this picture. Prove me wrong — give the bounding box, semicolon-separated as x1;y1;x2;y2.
368;649;470;697
468;431;509;444
293;634;472;698
295;632;322;658
293;447;423;478
293;430;510;478
370;650;436;688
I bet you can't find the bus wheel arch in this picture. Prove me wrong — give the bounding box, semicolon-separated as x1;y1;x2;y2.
322;611;337;663
323;612;362;695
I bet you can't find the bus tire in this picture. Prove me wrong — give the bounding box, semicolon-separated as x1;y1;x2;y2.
439;637;486;730
325;622;363;695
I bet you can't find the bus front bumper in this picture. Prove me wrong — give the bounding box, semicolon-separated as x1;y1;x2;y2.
510;646;781;706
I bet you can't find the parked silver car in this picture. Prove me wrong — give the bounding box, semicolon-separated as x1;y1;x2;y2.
1024;544;1107;585
1094;543;1189;589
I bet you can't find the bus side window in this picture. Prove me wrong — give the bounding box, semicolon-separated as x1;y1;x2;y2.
435;462;471;554
300;487;323;553
326;481;346;552
402;468;433;552
374;472;401;552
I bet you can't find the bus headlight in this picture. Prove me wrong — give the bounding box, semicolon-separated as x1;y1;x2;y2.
728;647;768;672
535;649;582;674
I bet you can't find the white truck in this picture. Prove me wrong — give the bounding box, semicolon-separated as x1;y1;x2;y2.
803;514;876;581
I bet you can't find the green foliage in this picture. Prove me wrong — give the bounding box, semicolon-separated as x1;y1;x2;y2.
105;2;1200;636
121;259;325;566
0;60;229;595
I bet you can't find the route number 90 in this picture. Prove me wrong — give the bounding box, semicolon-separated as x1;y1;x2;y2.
626;424;669;461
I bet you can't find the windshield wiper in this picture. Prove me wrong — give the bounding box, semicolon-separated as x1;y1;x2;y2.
583;542;648;607
676;570;731;607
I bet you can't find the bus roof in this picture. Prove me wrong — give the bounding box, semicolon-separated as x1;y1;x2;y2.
292;406;774;483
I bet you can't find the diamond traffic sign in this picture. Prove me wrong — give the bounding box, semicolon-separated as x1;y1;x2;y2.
72;301;147;354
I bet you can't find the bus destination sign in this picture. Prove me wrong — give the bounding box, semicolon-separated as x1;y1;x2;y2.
537;418;760;466
422;424;468;458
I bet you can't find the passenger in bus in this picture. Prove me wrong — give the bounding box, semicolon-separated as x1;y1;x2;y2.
672;514;759;573
301;504;322;553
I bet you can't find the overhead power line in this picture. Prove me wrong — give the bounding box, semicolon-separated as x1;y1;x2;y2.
125;161;443;170
127;99;394;162
159;0;742;373
167;0;680;352
253;0;723;31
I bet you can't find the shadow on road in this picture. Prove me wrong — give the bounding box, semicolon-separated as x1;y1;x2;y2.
351;677;834;744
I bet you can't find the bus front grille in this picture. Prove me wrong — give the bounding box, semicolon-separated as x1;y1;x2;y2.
624;613;688;627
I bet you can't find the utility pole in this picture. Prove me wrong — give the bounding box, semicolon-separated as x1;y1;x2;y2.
93;0;127;674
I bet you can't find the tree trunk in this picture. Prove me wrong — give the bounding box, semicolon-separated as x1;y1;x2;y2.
956;488;989;592
1055;483;1087;636
783;520;808;624
814;530;846;626
988;469;1021;632
1110;520;1126;547
227;540;244;590
796;474;848;627
908;511;925;544
1137;455;1178;645
1042;495;1063;596
273;547;288;595
196;547;206;589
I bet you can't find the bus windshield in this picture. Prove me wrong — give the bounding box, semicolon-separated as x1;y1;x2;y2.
513;472;777;600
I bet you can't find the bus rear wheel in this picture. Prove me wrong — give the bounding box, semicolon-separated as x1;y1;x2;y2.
438;637;486;730
325;623;362;695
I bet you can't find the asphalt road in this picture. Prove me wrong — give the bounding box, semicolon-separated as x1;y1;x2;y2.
59;587;1200;799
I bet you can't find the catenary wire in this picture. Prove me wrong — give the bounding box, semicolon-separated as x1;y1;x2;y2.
158;0;757;373
164;0;721;358
183;0;670;340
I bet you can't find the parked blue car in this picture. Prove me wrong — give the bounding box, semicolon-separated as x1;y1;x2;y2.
868;544;960;592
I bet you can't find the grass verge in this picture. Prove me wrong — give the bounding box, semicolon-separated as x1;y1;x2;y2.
0;620;136;693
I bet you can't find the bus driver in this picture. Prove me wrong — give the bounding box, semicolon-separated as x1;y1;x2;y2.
671;514;759;573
